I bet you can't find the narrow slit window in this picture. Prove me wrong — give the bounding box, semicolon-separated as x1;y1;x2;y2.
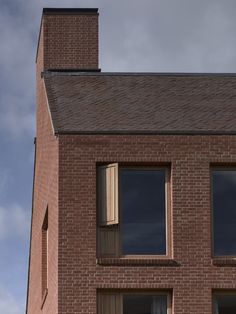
42;209;48;298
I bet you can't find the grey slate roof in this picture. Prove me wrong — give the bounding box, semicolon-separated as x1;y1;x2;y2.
44;72;236;134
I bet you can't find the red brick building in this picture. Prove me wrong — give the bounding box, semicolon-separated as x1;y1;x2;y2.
26;8;236;314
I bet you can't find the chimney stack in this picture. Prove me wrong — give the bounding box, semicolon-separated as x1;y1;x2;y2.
36;8;99;73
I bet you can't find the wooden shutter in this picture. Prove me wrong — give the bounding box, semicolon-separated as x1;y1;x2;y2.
98;293;122;314
98;163;118;226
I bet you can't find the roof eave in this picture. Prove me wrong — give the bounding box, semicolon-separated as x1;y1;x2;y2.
54;130;236;136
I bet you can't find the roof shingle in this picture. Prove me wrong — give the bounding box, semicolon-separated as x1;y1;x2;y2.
44;72;236;134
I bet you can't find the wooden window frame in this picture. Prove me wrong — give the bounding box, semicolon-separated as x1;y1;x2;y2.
97;165;172;259
211;167;236;258
98;290;172;314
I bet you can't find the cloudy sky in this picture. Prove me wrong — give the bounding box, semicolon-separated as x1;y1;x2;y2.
1;0;236;313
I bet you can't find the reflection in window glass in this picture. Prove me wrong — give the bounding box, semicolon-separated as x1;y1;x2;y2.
123;294;167;314
214;295;236;314
120;169;166;255
212;170;236;256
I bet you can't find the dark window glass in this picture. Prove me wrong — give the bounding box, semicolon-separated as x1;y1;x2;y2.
120;169;166;255
215;295;236;314
123;294;167;314
212;170;236;256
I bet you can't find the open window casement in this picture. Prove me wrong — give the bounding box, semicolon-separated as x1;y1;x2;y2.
98;163;119;226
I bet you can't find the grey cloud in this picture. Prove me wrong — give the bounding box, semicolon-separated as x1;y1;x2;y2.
97;0;236;72
0;3;36;139
0;204;30;240
0;168;11;197
0;285;24;314
19;0;235;73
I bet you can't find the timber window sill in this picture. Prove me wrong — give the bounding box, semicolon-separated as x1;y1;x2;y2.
212;258;236;267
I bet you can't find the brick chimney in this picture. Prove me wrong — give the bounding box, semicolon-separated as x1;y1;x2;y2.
36;8;99;73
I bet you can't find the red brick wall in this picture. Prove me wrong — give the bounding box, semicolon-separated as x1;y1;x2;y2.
57;134;236;314
36;12;98;71
26;65;59;313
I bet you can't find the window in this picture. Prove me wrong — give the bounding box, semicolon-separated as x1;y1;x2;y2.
98;291;171;314
213;293;236;314
97;164;170;257
212;169;236;256
42;208;48;298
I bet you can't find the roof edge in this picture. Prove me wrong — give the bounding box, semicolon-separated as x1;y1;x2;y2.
54;130;236;136
43;8;98;15
43;79;57;134
42;69;101;77
25;138;37;314
42;70;236;77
